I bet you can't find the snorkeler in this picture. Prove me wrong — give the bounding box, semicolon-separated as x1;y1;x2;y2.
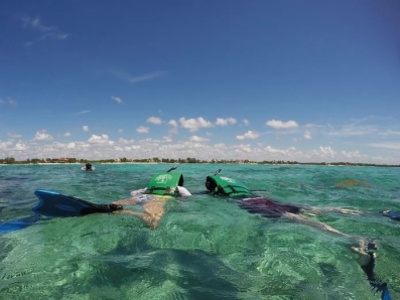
85;163;93;171
204;171;397;298
205;171;368;254
31;168;191;230
110;169;191;228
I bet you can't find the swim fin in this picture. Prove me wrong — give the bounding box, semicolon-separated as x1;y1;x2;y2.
33;190;123;217
0;214;41;233
33;190;101;217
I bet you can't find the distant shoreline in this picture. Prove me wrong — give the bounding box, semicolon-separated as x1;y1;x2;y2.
1;161;399;168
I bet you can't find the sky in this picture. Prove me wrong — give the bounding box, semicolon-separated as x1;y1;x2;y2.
1;0;400;164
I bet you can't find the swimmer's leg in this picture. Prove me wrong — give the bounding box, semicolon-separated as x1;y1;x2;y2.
302;206;362;216
113;210;157;228
284;213;350;236
284;212;368;255
142;199;167;229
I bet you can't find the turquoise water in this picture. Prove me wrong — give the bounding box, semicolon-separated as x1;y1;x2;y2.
0;163;399;299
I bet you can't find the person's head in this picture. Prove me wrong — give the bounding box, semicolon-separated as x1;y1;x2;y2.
381;210;390;216
205;176;217;192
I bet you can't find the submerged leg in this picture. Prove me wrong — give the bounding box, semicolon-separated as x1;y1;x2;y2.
284;212;367;255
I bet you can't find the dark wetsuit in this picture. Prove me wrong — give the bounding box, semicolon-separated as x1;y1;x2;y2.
384;211;400;221
238;197;301;218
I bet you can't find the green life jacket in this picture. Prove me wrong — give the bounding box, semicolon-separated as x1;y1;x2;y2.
206;175;251;197
145;172;184;196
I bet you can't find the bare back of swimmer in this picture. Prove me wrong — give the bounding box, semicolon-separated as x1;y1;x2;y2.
111;186;191;229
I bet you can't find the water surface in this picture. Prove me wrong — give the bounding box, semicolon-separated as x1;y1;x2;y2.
0;164;399;299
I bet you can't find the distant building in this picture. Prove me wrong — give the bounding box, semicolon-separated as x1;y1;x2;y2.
57;158;69;163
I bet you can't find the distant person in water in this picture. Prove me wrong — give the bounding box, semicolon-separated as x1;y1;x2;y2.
205;171;369;254
84;163;93;171
110;170;191;229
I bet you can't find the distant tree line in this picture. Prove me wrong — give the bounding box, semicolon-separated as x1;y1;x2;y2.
1;156;399;167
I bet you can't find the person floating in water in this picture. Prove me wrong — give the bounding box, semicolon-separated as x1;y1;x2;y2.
205;170;367;254
111;170;191;228
31;168;191;230
205;170;393;299
84;163;93;171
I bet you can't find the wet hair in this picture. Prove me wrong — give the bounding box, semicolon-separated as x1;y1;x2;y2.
205;176;217;191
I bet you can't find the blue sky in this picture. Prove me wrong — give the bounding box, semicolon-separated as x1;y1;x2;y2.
1;0;399;164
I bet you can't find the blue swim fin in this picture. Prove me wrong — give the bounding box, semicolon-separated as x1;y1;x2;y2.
382;286;392;300
32;190;122;217
0;214;41;233
33;190;97;217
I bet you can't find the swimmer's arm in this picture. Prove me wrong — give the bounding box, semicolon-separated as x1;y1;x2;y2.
323;207;362;215
131;188;147;196
177;186;192;196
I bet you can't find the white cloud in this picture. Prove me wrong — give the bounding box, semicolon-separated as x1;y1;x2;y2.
82;126;90;132
179;117;213;132
163;136;173;143
0;97;17;106
136;126;149;134
378;130;400;136
236;130;260;140
189;135;209;143
168;120;179;134
328;124;378;137
75;110;90;115
88;134;113;145
111;96;123;104
111;70;165;83
234;144;252;153
369;142;400;150
242;119;250;126
33;130;53;141
266;119;299;129
147;117;162;125
15;143;27;151
264;145;287;155
64;132;71;137
304;130;312;139
7;133;22;139
21;15;68;46
1;134;398;164
215;118;237;126
315;146;335;157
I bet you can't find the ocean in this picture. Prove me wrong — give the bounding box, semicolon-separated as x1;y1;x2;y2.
0;163;399;299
